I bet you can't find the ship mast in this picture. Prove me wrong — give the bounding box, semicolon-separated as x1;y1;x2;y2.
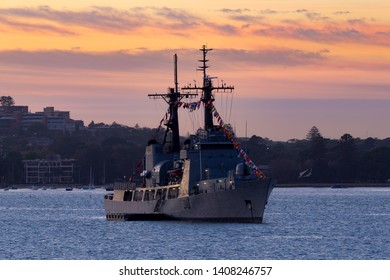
148;54;196;153
182;45;234;131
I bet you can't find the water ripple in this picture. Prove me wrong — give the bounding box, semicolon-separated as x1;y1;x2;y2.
0;188;389;259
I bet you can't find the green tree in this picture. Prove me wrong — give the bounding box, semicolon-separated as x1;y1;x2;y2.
306;126;322;141
360;146;390;182
336;133;358;181
270;158;299;183
1;151;23;184
243;135;272;164
0;96;15;106
304;126;329;181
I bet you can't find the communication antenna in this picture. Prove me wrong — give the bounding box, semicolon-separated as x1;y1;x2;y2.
182;45;234;131
148;54;197;152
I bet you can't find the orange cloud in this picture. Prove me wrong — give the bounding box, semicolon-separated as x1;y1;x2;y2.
1;3;390;140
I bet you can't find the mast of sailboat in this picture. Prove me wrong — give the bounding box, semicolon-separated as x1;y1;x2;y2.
102;161;106;185
89;166;93;186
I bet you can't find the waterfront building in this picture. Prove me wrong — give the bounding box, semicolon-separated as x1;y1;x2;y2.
0;105;84;132
23;155;76;184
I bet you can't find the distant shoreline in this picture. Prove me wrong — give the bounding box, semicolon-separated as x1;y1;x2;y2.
0;184;105;190
276;183;390;188
2;183;390;190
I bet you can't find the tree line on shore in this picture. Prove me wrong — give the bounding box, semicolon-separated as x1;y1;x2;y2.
1;123;390;185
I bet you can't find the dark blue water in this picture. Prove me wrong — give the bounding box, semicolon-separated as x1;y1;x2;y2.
0;187;389;260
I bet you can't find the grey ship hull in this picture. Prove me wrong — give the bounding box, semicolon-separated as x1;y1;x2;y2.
104;179;273;223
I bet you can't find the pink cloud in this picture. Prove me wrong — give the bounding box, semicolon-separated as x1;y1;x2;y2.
1;47;389;140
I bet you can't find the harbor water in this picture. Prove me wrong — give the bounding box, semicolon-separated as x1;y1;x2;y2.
0;187;389;260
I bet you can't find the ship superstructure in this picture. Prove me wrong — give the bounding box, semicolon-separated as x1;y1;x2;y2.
104;46;274;222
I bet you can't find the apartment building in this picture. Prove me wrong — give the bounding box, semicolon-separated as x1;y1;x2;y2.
23;155;76;184
0;105;84;132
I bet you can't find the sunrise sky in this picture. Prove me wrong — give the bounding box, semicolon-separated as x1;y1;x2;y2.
1;0;389;140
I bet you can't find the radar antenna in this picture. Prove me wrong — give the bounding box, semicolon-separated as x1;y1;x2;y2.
148;54;197;152
182;45;234;131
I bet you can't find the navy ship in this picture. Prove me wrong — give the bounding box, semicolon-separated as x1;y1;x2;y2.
104;46;274;223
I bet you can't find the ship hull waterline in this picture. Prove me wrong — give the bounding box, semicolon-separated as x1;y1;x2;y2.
104;179;273;223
